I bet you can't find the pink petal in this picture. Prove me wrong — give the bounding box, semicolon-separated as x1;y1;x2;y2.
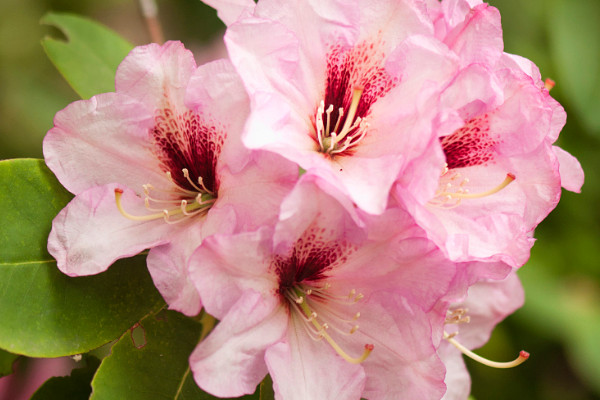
115;41;197;111
451;271;524;349
190;291;288;397
358;292;446;400
216;150;299;232
443;3;503;66
438;342;471;400
43;93;162;194
185;58;251;174
146;224;204;317
48;184;170;276
201;0;255;26
554;146;584;193
189;228;277;319
265;318;366;400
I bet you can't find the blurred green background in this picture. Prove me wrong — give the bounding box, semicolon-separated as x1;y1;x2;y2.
0;0;599;399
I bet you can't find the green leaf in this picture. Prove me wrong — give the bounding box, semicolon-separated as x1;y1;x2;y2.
548;0;600;133
30;356;100;400
91;309;260;400
0;159;165;357
259;375;275;400
0;348;19;377
41;12;133;99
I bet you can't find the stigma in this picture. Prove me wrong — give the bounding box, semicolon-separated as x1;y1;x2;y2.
285;283;373;364
315;86;370;156
114;168;216;224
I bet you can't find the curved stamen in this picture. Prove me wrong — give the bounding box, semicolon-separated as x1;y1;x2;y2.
115;188;208;222
293;288;373;364
443;331;529;369
438;173;515;201
182;168;205;193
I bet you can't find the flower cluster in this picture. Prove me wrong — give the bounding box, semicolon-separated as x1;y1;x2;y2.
44;0;583;399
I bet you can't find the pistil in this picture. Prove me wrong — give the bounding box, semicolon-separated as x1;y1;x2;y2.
443;331;529;369
114;168;216;224
316;86;369;156
430;169;516;209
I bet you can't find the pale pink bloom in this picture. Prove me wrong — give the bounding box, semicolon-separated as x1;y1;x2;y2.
437;271;525;399
188;177;457;400
394;1;584;266
206;0;462;215
44;41;297;315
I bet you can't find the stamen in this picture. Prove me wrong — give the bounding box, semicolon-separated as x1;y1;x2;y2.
182;168;204;192
544;78;556;91
293;287;373;364
115;188;208;223
443;331;529;369
448;173;515;199
325;104;334;138
333;107;344;135
115;189;168;221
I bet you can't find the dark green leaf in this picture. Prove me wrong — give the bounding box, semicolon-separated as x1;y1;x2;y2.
0;348;19;377
259;375;274;400
0;159;165;357
41;12;133;99
91;309;260;400
30;356;100;400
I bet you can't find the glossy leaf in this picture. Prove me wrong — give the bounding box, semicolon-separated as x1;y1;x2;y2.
30;357;100;400
0;159;165;357
41;12;133;99
0;348;19;378
91;309;260;400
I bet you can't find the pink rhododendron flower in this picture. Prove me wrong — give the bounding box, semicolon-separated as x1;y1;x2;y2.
207;0;462;215
188;178;458;400
44;41;297;315
394;0;584;266
437;271;525;399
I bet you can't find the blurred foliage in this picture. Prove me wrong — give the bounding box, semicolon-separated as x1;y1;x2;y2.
469;1;600;399
0;0;599;399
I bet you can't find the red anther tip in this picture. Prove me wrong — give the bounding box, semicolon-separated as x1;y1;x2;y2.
115;188;124;194
519;350;530;359
507;173;516;180
365;344;374;351
544;78;556;90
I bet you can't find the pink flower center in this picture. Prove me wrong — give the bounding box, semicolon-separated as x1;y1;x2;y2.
313;40;396;157
272;233;373;364
114;108;224;224
441;114;497;169
429;114;515;208
152;108;223;194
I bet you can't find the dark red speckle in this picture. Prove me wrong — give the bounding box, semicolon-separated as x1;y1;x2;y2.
441;114;498;169
273;227;354;295
152;108;225;193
